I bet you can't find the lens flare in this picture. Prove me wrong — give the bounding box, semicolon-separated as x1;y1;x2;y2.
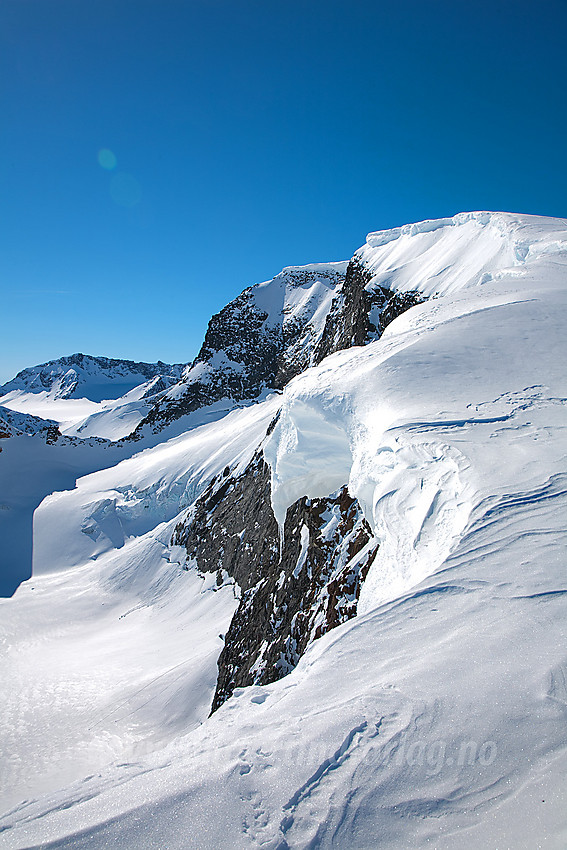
98;148;117;170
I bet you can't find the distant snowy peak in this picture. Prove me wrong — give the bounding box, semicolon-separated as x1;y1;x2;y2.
1;354;186;403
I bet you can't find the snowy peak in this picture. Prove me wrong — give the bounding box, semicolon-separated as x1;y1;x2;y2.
131;255;424;439
0;355;188;441
1;353;186;403
135;211;567;439
133;262;349;435
358;210;567;297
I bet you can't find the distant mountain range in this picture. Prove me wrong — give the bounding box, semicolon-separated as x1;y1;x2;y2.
1;353;185;402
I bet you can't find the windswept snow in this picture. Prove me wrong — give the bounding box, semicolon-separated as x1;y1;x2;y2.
359;210;567;296
1;213;566;849
267;210;567;609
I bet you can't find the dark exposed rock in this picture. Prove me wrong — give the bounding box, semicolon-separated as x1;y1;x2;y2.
132;259;426;438
131;266;347;437
316;258;427;361
162;257;428;711
132;293;283;434
173;452;379;713
44;425;61;445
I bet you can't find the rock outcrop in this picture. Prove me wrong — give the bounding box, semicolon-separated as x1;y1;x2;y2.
173;452;379;712
165;254;428;711
133;258;425;438
316;258;427;359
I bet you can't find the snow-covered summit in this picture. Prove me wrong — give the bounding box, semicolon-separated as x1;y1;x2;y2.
132;261;349;435
358;209;567;296
1;353;185;403
134;211;567;439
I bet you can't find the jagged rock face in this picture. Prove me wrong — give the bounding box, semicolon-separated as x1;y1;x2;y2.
134;260;425;437
136;293;283;432
316;258;427;360
173;452;378;713
133;265;347;435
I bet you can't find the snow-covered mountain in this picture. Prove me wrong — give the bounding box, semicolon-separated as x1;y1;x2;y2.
1;211;566;849
0;354;186;441
0;353;185;402
130;259;427;439
130;262;349;436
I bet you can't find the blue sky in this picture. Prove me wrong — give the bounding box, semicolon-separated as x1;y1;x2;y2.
1;0;566;383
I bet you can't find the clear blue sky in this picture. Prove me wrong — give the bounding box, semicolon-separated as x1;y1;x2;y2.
1;0;566;383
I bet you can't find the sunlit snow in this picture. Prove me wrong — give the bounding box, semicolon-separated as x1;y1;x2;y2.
1;212;566;849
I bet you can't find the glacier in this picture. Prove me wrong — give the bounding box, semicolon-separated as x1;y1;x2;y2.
0;211;566;849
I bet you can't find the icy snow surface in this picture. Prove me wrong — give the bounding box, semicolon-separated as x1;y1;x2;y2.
1;212;567;849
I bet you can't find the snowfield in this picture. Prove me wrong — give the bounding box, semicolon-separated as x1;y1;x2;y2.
0;212;566;849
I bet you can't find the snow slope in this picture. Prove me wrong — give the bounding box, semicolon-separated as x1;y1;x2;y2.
32;397;280;576
0;433;132;597
62;375;188;441
0;398;279;811
1;212;566;849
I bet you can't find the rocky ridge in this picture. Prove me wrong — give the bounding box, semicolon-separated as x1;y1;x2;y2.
132;259;425;438
168;254;426;711
0;407;61;443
